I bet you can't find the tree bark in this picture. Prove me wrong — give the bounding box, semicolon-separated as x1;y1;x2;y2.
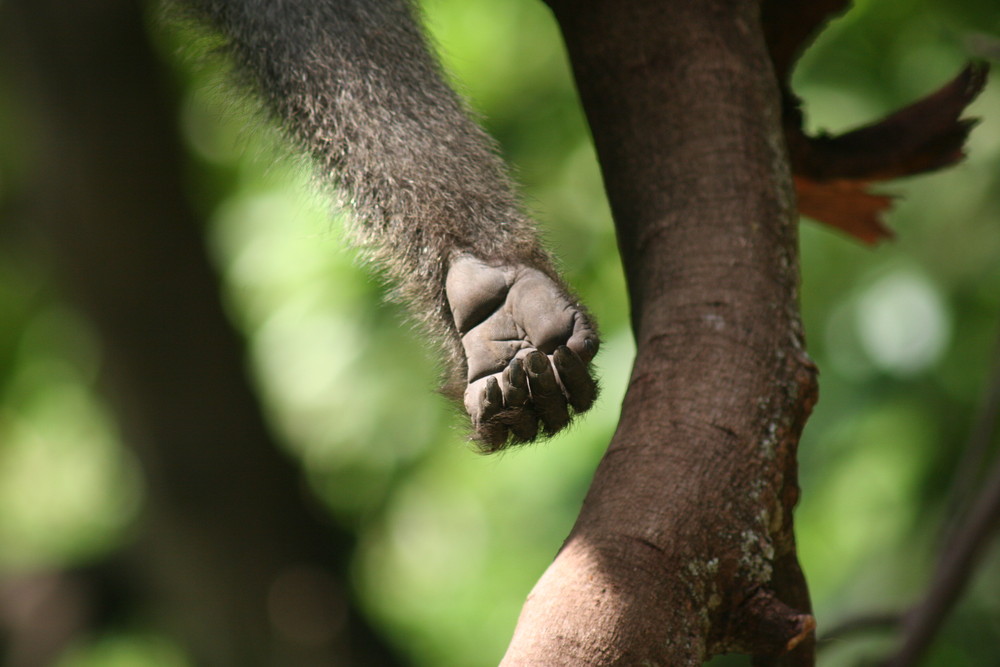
503;1;818;664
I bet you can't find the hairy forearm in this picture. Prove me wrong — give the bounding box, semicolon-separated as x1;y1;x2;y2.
179;0;598;447
186;0;550;312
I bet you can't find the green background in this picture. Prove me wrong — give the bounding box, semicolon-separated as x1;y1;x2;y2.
1;0;998;664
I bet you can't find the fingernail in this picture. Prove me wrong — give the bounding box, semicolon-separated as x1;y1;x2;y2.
486;377;502;403
508;358;525;384
526;351;548;374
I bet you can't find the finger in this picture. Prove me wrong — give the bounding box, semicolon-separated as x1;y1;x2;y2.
473;378;509;450
525;350;570;434
481;376;504;423
554;346;598;412
476;419;509;452
502;358;529;407
566;313;599;364
566;333;599;365
506;408;539;443
464;376;503;425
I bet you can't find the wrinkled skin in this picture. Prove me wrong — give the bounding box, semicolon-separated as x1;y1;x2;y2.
446;255;599;450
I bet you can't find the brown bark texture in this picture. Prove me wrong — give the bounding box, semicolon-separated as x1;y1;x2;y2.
503;1;818;664
0;0;400;664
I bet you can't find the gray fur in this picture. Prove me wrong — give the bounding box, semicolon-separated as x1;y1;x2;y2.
181;0;598;448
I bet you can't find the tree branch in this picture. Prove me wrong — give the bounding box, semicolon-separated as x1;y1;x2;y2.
945;330;1000;522
503;1;817;663
884;328;1000;667
759;1;989;243
786;63;988;243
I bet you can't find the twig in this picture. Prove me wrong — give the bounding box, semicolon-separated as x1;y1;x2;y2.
883;329;1000;667
944;331;1000;522
818;612;901;647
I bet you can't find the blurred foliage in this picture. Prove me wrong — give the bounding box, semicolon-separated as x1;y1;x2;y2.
0;0;998;665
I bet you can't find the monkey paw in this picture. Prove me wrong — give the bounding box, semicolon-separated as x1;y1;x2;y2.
445;255;599;451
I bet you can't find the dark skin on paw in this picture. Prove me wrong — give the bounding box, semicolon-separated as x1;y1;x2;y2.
446;255;599;451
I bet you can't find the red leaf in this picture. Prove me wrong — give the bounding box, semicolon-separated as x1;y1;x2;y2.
794;176;894;245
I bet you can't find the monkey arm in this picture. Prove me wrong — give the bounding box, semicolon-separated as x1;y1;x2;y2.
182;0;599;447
